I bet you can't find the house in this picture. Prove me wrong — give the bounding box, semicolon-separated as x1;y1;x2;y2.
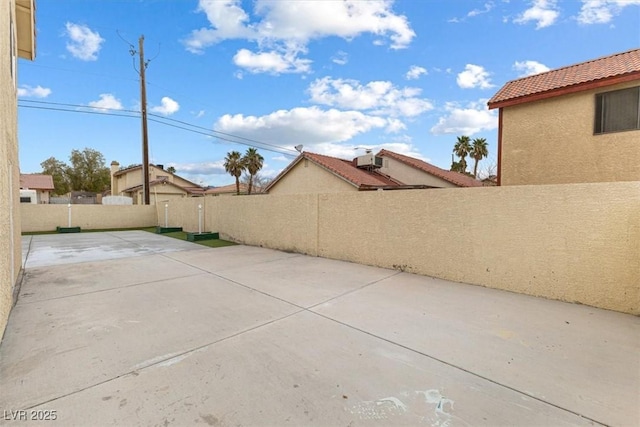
205;183;264;196
1;0;36;338
266;152;402;195
110;162;205;204
265;150;479;195
376;149;482;188
488;48;640;186
20;174;54;203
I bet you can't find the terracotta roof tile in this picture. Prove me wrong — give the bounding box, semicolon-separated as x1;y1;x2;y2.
265;152;403;192
376;150;482;187
303;152;402;188
488;48;640;108
20;174;55;190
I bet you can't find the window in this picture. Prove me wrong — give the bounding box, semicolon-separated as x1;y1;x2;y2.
594;86;640;134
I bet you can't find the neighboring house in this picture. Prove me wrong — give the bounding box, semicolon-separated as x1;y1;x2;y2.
265;152;403;195
376;149;483;188
205;183;263;196
110;162;204;204
488;48;640;186
20;174;54;203
1;0;36;338
265;151;478;195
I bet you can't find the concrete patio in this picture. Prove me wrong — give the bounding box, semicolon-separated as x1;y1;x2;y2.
0;231;638;426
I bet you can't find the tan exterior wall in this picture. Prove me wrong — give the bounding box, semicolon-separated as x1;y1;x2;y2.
501;81;640;185
1;0;23;339
195;181;639;315
379;157;457;188
21;205;157;233
268;160;356;194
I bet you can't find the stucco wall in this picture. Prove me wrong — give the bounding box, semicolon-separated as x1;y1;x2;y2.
501;81;640;185
16;182;640;314
20;205;157;232
1;0;22;339
268;160;356;194
200;182;639;315
379;157;457;188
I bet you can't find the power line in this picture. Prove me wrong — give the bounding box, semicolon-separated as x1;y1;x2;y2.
18;99;298;155
19;99;141;115
17;102;297;157
17;104;139;119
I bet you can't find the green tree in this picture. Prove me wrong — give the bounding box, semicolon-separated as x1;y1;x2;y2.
167;166;176;174
242;148;264;195
453;135;472;173
41;148;110;194
40;157;70;195
470;137;489;178
67;148;111;193
224;151;246;195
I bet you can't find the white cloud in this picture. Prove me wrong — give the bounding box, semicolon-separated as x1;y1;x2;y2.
272;155;290;162
430;100;498;135
168;161;226;175
577;0;640;24
183;0;415;72
64;22;105;61
88;94;123;111
513;60;550;77
449;2;495;23
17;85;52;98
215;106;404;148
233;48;312;74
150;97;180;116
514;0;559;29
405;65;427;80
194;110;206;118
456;64;494;89
332;50;349;65
307;77;433;117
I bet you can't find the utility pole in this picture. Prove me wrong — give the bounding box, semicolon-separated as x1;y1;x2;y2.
139;35;150;205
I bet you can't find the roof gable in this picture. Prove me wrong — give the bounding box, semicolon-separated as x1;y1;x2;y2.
488;48;640;109
376;150;482;187
113;164;202;188
122;178;202;195
265;152;402;192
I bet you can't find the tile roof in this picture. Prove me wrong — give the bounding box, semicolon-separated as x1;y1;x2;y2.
305;152;401;187
265;152;403;192
376;150;483;187
488;48;640;109
20;174;55;190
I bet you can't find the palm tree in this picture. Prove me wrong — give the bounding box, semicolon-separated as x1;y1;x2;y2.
470;138;489;178
453;135;472;173
224;151;246;195
243;148;264;195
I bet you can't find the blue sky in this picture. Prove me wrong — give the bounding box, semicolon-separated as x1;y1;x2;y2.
17;0;640;187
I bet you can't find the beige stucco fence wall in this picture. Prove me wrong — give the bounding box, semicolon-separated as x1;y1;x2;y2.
21;205;157;232
18;182;639;315
201;182;638;315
